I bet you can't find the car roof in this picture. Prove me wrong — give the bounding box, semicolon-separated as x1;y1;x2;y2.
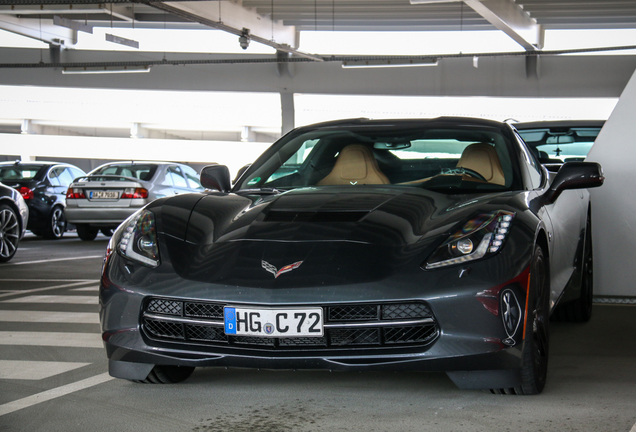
96;161;184;166
293;116;510;132
0;160;82;168
513;120;605;130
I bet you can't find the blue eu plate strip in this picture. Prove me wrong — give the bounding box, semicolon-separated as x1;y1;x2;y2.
224;307;237;334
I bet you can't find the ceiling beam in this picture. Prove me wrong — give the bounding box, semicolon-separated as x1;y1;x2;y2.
410;0;544;51
144;1;322;61
0;14;77;46
160;1;296;47
0;4;134;22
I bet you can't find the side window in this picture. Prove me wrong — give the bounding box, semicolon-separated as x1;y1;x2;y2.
101;167;118;175
57;168;75;186
69;168;84;180
166;166;188;188
181;165;203;190
48;167;63;186
515;132;543;189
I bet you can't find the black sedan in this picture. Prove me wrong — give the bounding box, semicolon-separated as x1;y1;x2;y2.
100;117;603;395
0;161;86;239
0;181;28;262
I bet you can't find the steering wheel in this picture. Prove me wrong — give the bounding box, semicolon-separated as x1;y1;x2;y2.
458;168;487;182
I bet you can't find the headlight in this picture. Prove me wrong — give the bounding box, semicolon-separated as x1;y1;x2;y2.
424;211;515;270
118;209;160;267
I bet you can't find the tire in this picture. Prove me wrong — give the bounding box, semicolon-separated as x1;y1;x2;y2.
43;206;66;239
552;215;593;322
0;204;21;263
131;365;195;384
515;245;550;395
100;228;114;237
76;224;99;241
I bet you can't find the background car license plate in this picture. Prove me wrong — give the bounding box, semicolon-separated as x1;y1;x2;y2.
224;307;323;337
90;191;118;199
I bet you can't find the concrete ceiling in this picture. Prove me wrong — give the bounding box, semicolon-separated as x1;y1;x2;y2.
1;0;636;56
1;1;635;144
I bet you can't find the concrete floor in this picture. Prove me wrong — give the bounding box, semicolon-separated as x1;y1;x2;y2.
0;233;635;432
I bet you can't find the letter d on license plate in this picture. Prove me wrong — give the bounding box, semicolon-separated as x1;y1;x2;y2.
224;307;323;337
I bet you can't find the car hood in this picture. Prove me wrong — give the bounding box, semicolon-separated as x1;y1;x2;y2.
156;187;517;286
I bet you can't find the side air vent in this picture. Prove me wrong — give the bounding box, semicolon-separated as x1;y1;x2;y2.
264;210;368;223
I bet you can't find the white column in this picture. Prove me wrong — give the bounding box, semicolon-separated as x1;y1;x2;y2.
586;66;636;296
281;92;295;135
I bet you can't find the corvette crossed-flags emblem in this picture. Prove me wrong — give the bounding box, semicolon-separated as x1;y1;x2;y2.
262;260;303;278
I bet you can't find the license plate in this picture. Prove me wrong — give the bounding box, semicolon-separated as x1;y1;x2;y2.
224;307;323;337
89;191;119;199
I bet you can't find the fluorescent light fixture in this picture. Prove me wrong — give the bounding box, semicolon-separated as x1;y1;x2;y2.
62;66;151;75
341;58;438;68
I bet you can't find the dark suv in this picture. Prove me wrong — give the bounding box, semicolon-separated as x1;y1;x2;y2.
0;161;86;239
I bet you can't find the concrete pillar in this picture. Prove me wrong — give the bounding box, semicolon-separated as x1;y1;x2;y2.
586;66;636;297
281;92;295;136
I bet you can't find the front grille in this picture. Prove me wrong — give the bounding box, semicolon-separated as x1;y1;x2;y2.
329;305;378;321
147;299;182;316
185;302;223;319
330;328;379;346
144;318;183;339
142;298;439;351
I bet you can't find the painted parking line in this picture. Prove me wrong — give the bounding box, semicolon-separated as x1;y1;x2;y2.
10;256;102;266
0;281;97;300
631;422;636;432
72;287;99;292
2;295;97;305
0;331;103;348
0;372;114;417
0;360;91;380
0;311;99;324
0;279;94;282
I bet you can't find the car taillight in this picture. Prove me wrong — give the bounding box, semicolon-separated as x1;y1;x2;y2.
121;188;148;199
18;187;34;200
66;188;86;199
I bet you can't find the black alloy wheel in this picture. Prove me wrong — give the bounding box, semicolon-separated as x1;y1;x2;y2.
43;206;66;239
0;204;20;262
515;245;550;395
76;224;99;241
132;365;195;384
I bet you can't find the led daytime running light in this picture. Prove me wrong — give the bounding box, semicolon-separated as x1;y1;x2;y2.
425;211;515;270
118;210;160;267
427;233;492;269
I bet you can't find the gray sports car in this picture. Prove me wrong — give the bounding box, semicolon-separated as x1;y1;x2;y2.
100;117;603;394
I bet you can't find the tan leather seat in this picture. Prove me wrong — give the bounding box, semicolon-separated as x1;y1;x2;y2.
456;143;506;186
317;144;390;186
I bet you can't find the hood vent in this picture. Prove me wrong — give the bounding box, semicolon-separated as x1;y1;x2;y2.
265;210;368;223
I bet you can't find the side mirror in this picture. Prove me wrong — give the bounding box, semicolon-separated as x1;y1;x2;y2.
543;161;604;204
200;164;231;193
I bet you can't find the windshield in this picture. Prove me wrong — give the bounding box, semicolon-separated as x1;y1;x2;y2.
90;164;158;181
0;164;43;181
237;123;522;194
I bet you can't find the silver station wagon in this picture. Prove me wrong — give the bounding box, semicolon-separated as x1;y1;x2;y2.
65;161;203;240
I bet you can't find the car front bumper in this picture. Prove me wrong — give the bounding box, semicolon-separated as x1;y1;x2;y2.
100;248;533;389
